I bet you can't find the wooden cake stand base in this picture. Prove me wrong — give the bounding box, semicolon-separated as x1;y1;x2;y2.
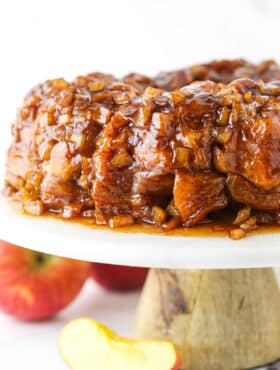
135;268;280;370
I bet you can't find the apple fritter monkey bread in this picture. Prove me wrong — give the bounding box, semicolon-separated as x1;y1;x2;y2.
6;60;280;238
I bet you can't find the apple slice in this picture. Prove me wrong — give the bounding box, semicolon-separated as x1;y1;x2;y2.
59;318;182;370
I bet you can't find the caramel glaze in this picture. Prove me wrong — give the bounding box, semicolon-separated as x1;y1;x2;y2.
5;59;280;240
27;208;280;239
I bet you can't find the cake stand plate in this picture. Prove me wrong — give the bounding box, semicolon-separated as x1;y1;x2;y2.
1;193;280;269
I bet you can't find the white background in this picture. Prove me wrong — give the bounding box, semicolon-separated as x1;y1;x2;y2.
1;0;280;369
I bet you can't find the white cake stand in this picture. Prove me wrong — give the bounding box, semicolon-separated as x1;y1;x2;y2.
2;194;280;369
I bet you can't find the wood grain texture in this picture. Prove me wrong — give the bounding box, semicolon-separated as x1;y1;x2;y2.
135;268;280;370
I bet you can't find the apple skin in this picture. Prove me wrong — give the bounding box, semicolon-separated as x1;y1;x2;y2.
90;263;148;291
0;240;90;321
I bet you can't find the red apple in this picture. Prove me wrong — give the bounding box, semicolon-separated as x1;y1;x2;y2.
90;262;148;291
0;240;90;321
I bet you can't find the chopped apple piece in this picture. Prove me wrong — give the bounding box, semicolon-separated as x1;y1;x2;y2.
59;318;182;370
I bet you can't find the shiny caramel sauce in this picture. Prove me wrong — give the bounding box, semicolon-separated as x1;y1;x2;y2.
43;211;280;239
11;198;280;239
